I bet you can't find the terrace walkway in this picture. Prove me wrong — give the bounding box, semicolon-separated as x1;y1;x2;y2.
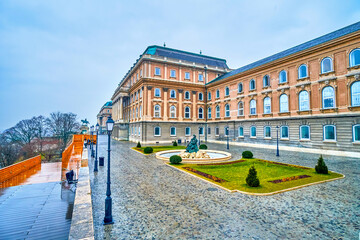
90;135;359;239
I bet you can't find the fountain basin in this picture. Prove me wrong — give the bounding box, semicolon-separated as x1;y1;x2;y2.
156;150;232;164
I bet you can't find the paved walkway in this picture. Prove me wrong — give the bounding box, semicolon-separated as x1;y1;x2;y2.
89;136;359;239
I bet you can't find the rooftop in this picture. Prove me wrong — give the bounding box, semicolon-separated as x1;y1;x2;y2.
207;21;360;85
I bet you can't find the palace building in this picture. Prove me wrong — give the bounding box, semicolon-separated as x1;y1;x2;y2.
97;101;112;134
111;22;360;152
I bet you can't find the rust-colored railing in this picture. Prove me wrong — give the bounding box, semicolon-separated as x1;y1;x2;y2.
0;155;41;184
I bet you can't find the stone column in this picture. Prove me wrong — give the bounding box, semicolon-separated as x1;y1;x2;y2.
163;88;168;121
147;86;152;120
192;91;197;121
119;97;123;120
178;89;183;120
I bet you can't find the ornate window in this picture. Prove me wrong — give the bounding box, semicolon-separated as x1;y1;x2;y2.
279;94;289;113
238;126;244;137
198;92;203;101
264;126;271;138
170;89;176;98
208;107;212;119
154;105;161;117
216;105;220;118
263;97;271;114
185;72;190;79
322;86;335;109
353;124;360;142
351;81;360;106
170;127;176;136
321;57;333;73
170;106;176;118
298;64;308;79
185;127;191;136
300;125;310;140
299;90;310;111
154;126;161;136
155;67;161;76
198;107;204;119
225;87;230;96
263;75;270;87
170;70;176;78
198;74;204;81
184;107;190;119
349;48;360;67
238;101;244;116
154;88;161;97
216;89;220;98
279;70;287;83
238;83;243;93
323;125;336;141
281;126;289;139
225;104;230;117
250;79;256;90
250;126;256;137
250;99;256;115
184;91;190;100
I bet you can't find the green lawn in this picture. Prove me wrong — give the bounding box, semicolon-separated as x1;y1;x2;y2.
133;145;186;154
172;159;343;194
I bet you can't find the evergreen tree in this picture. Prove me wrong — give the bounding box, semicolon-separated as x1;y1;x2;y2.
246;165;260;187
315;155;328;174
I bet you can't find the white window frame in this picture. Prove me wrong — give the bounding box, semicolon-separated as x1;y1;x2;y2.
198;107;204;119
250;79;256;90
321;57;333;73
155;67;161;76
170;89;176;99
351;81;360;107
170;69;176;78
280;126;289;139
154;105;161;118
184;107;191;119
208;107;212;119
250;126;256;138
154;126;161;136
353;124;360;142
225;87;230;96
299;90;310;111
279;94;289;113
264;126;271;139
238;126;244;137
349;48;360;67
225;104;230;117
322;86;335;109
170;127;176;136
298;64;308;79
185;127;191;136
198;73;204;81
263;97;271;114
250;99;256;115
263;75;270;87
216;105;220;118
170;106;176;118
199;127;204;136
299;125;310;140
323;125;336;141
185;72;190;80
238;83;243;93
198;92;203;101
184;91;190;100
238;101;244;116
279;70;287;83
216;89;220;98
154;88;161;97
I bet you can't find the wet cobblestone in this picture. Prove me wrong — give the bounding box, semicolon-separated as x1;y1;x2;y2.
89;136;359;239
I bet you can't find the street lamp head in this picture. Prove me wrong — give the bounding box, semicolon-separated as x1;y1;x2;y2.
106;116;114;133
96;123;99;131
90;125;94;131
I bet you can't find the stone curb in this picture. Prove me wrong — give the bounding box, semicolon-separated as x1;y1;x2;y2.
166;163;345;196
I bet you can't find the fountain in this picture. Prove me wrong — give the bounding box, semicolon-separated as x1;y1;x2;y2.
156;135;232;164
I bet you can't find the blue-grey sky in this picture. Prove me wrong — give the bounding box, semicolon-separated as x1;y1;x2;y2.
0;0;359;131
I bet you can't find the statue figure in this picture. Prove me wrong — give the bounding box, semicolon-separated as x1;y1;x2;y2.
186;135;199;153
81;118;90;126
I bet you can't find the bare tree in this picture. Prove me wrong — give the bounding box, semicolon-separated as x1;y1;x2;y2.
32;115;49;154
0;133;21;168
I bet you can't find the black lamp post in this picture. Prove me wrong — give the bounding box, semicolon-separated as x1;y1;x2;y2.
94;123;99;172
199;127;201;146
226;127;229;150
103;116;114;225
276;126;280;157
90;125;94;157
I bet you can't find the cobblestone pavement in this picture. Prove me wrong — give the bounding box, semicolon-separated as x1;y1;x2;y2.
89;136;359;239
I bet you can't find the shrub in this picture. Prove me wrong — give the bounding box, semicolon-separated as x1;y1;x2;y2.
199;144;208;150
144;147;153;154
315;155;328;174
170;155;182;164
246;165;260;187
172;141;178;147
242;151;253;159
136;142;141;148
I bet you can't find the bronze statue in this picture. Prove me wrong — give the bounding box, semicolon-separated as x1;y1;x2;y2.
186;135;199;153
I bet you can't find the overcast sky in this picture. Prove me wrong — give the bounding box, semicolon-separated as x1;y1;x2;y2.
0;0;359;131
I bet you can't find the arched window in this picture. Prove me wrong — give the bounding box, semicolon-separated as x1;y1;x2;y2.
154;126;161;136
300;125;310;140
264;126;271;138
353;124;360;142
279;70;287;83
170;89;176;98
139;105;142;118
154;105;161;117
351;81;360;106
250;99;256;115
170;127;176;136
298;64;308;79
322;86;335;109
321;57;333;73
238;101;244;116
263;75;270;87
280;126;289;139
299;91;310;111
225;87;230;96
170;106;176;118
216;89;220;98
185;91;190;100
238;83;243;93
279;94;289;113
225;104;230;117
184;106;190;118
185;127;191;136
238;126;244;137
198;107;204;119
198;92;203;101
208;107;212;119
208;92;211;100
263;97;271;114
323;125;336;141
154;88;161;97
250;126;256;137
350;48;360;67
250;79;256;90
216;105;220;118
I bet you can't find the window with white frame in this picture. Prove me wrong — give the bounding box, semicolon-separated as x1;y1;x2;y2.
185;91;190;99
238;101;244;116
250;99;256;115
238;126;244;137
170;70;176;78
154;105;161;117
215;127;219;136
198;107;204;119
349;48;360;67
264;126;271;138
208;107;212;119
279;94;289;113
351;81;360;106
208;92;211;100
224;127;229;136
300;125;310;140
185;72;190;79
155;67;161;76
170;127;176;136
299;90;310;111
154;88;161;97
170;89;176;98
263;75;270;87
238;83;243;93
170;106;176;118
184;107;190;118
216;105;220;118
139;105;142;118
353;124;360;142
199;127;204;135
250;126;256;137
322;86;335;109
298;64;308;79
198;73;203;81
250;79;256;90
323;125;336;141
321;57;333;73
198;92;203;101
225;87;230;96
279;70;287;83
280;126;289;139
263;97;271;114
185;127;191;136
154;126;161;136
216;89;220;98
225;104;230;117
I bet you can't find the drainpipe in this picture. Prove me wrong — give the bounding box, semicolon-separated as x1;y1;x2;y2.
204;66;208;143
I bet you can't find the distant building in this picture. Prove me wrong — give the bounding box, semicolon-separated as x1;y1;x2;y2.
111;22;360;152
97;101;112;134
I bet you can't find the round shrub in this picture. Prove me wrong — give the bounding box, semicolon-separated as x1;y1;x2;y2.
315;155;328;174
170;155;182;164
199;144;208;150
242;151;253;159
172;141;178;147
144;147;153;154
246;166;260;187
136;142;141;148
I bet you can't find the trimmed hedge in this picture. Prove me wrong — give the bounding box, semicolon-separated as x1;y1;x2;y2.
170;155;182;164
136;142;141;148
315;155;328;174
144;147;153;154
199;144;208;150
172;141;178;146
242;151;253;159
246;166;260;187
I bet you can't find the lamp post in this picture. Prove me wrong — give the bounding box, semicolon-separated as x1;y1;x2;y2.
276;126;280;157
226;127;229;150
90;125;94;157
94;123;99;172
199;127;201;146
103;116;114;225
